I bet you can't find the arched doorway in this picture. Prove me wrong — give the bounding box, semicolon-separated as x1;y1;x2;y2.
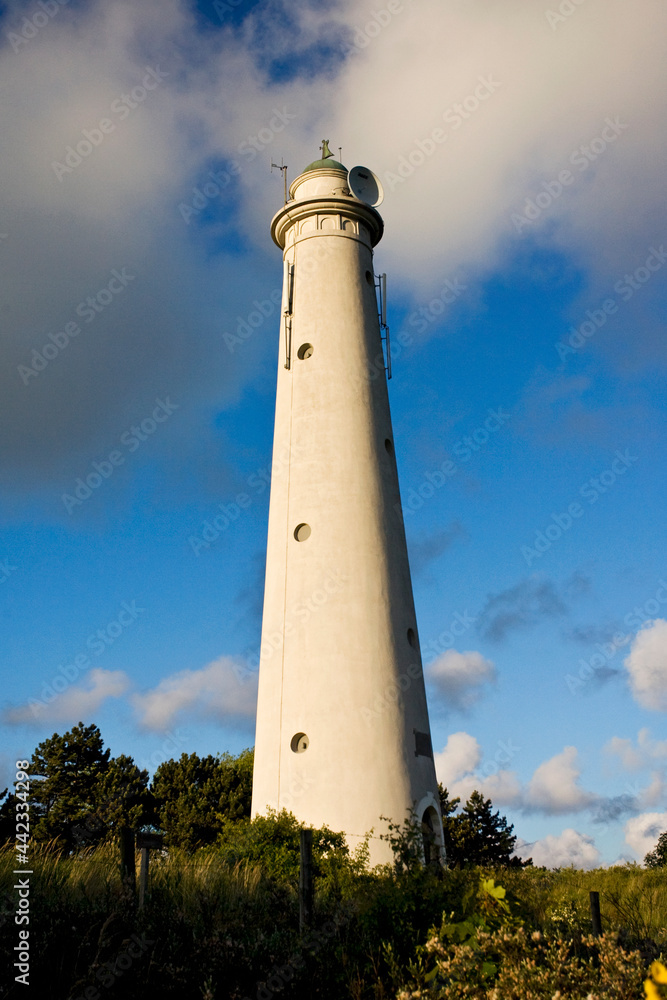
416;795;445;866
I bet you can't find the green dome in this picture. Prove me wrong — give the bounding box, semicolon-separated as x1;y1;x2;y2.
303;157;347;173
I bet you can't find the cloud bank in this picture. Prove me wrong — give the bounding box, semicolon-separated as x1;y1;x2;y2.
131;656;257;730
624;619;667;711
515;829;601;870
427;650;496;711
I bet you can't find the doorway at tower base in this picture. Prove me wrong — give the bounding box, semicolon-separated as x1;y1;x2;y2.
341;798;445;869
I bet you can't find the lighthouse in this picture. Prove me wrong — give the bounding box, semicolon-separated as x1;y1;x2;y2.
251;141;444;866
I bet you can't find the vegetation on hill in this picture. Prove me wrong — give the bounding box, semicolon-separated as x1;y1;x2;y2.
0;822;665;998
0;723;253;851
1;723;665;998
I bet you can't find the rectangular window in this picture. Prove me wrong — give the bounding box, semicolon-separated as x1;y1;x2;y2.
414;730;433;759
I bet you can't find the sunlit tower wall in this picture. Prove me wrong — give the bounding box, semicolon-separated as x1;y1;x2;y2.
250;146;444;866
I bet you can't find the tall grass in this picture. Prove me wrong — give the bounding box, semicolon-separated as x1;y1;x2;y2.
1;843;665;999
496;864;667;946
0;842;299;999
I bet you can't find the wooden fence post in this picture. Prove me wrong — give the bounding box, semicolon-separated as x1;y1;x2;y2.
136;832;164;910
119;826;136;893
590;891;603;936
299;828;314;932
138;847;149;909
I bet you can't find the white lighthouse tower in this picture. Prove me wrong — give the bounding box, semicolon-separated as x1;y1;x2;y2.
251;141;444;866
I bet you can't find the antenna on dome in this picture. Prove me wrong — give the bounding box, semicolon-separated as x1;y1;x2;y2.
271;158;288;204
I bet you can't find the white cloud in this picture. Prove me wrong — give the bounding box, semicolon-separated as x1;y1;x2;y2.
606;736;646;772
0;0;333;499
474;769;522;806
515;829;601;869
328;0;667;301
3;0;664;502
131;656;257;731
434;731;481;784
636;772;667;811
434;731;522;807
427;650;496;711
604;728;667;771
2;668;130;726
624;620;667;711
450;769;523;809
525;746;596;814
624;811;667;861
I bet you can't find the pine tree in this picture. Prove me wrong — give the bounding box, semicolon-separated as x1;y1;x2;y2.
71;753;154;848
439;784;531;868
644;831;667;868
30;722;111;849
151;748;253;850
0;723;153;852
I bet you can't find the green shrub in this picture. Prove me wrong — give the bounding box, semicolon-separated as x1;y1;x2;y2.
1;830;665;999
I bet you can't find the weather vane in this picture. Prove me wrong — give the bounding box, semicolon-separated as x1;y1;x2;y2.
271;157;288;204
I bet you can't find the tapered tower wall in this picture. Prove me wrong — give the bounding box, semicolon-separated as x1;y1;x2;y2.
251;163;443;864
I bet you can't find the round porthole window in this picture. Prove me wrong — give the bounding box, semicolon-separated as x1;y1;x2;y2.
385;438;393;454
407;628;417;648
291;732;309;753
365;270;374;286
294;523;311;542
297;343;314;360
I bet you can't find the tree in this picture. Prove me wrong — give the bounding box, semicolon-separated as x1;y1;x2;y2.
439;785;531;868
71;753;155;848
216;808;349;883
151;748;254;850
30;722;111;850
0;788;16;846
644;830;667;868
0;723;152;852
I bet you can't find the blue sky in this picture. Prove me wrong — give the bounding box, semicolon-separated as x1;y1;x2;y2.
1;0;666;867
